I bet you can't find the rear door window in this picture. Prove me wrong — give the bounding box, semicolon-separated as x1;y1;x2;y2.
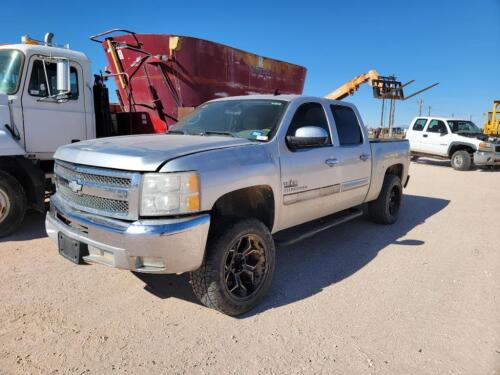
426;119;447;133
412;118;427;131
330;105;363;145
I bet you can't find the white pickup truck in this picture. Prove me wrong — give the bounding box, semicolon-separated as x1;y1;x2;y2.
46;95;410;315
406;116;500;170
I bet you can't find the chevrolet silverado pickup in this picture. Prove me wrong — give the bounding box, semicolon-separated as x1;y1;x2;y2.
46;95;410;316
406;116;500;170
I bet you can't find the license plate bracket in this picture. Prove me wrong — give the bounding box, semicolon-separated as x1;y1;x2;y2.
58;232;88;264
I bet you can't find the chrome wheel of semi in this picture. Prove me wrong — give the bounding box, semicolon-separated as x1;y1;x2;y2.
0;188;11;224
0;171;27;237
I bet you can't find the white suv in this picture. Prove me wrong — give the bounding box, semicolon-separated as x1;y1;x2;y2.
406;117;500;170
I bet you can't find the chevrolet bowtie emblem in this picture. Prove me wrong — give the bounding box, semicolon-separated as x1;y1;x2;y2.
68;180;83;194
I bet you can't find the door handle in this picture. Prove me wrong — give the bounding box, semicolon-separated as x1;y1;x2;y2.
325;158;338;167
423;134;428;138
359;154;370;161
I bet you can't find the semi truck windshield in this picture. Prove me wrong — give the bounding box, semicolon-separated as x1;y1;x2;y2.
0;50;24;95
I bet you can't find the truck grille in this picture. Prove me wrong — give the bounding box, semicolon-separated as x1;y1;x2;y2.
54;160;141;220
56;162;132;188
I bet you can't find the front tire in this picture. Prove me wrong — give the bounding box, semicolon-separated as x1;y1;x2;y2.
190;218;275;316
368;174;402;225
450;150;472;171
0;171;27;238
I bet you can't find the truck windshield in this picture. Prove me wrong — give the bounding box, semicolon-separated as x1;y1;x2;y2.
169;99;288;141
447;120;481;134
0;50;24;95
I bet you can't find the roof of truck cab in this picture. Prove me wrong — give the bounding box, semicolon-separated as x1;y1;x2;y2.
208;94;348;104
414;116;469;122
0;43;90;62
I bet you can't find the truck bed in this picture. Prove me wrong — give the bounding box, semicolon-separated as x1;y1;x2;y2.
369;138;407;143
365;139;410;203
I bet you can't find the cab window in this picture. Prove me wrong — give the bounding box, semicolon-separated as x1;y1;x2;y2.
330;105;363;145
287;102;331;145
412;118;427;131
28;60;79;100
426;119;447;134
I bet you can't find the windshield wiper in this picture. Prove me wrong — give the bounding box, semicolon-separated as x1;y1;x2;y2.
200;131;236;137
167;129;185;135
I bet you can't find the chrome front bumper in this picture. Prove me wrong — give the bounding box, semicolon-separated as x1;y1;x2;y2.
474;151;500;166
46;195;210;274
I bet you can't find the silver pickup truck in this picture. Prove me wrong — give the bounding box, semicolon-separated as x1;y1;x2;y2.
46;95;410;316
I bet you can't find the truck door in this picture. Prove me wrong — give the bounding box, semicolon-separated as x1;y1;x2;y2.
278;101;343;229
421;119;450;156
407;118;428;153
329;104;371;211
21;57;86;155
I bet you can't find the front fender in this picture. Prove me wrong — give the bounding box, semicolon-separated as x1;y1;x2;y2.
447;141;477;156
158;143;281;214
0;129;25;156
0;95;24;156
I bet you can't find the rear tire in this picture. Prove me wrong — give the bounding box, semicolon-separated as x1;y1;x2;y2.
0;171;27;238
450;150;472;171
368;174;402;225
190;218;275;316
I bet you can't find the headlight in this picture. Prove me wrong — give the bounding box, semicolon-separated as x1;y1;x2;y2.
140;172;200;216
479;142;494;152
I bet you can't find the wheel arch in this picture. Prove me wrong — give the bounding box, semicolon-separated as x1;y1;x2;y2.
0;156;45;211
211;185;275;231
448;142;476;158
384;163;404;180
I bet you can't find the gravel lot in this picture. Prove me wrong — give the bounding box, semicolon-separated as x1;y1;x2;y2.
0;160;499;374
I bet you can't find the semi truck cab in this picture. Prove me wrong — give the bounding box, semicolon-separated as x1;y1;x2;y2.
0;34;95;236
0;34;95;158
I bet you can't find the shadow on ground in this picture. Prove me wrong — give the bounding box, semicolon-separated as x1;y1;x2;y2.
135;194;449;316
1;211;47;243
413;158;499;171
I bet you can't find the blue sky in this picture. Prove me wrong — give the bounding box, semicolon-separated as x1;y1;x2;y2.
4;0;499;127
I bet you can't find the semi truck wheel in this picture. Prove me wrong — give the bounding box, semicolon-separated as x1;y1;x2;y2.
0;171;27;238
450;150;472;171
190;218;275;316
368;174;402;225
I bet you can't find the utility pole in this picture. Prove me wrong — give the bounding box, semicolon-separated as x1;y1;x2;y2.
388;98;396;137
380;98;385;128
418;99;423;116
428;106;431;116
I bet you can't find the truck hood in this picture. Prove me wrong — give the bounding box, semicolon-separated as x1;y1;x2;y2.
452;132;500;145
54;134;254;171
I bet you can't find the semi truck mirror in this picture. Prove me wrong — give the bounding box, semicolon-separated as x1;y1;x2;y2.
56;60;70;94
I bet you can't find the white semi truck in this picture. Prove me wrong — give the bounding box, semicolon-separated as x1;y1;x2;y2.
0;33;101;236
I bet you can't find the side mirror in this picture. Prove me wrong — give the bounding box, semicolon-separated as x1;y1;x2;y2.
286;126;329;149
56;60;70;94
439;128;448;135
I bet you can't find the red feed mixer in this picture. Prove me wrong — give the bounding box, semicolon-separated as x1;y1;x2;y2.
91;29;307;133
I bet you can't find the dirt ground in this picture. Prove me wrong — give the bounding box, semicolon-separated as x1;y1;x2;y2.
0;160;499;375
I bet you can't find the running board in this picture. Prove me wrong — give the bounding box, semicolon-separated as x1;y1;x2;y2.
273;208;364;247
